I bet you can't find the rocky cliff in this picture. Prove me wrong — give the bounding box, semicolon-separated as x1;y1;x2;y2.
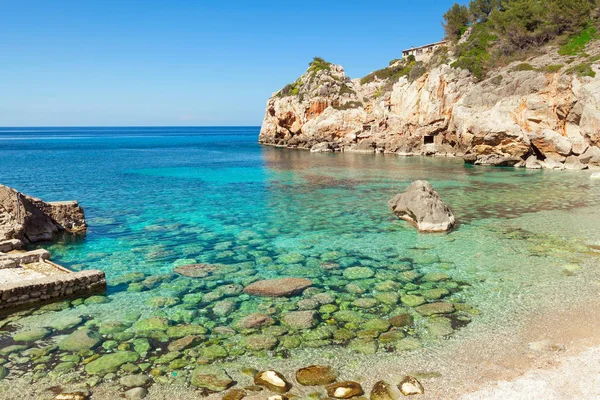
259;45;600;170
0;185;86;243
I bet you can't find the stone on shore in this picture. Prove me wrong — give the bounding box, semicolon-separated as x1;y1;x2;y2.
191;365;234;391
254;370;292;393
388;181;455;232
310;142;334;153
296;365;336;386
370;380;395;400
326;381;364;399
398;376;424;395
243;278;312;297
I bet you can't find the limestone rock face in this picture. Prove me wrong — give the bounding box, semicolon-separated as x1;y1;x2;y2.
0;184;86;243
260;50;600;169
388;181;455;232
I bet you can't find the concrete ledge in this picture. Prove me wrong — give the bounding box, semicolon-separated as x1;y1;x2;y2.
0;269;106;310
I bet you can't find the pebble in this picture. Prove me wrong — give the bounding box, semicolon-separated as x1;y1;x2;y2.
326;381;364;398
398;376;424;395
254;370;292;393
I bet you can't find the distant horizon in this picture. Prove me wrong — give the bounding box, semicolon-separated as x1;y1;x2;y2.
2;0;465;126
0;125;262;128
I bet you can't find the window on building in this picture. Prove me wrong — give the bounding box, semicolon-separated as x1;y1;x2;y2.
423;135;434;144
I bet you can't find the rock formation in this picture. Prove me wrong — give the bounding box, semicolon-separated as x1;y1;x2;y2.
0;184;86;243
388;180;455;232
259;44;600;170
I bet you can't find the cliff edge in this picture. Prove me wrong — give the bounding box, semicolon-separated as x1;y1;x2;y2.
259;44;600;169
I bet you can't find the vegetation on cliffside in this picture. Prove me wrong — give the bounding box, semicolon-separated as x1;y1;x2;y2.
445;0;600;80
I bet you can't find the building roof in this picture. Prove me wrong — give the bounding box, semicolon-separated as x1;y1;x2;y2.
403;40;448;53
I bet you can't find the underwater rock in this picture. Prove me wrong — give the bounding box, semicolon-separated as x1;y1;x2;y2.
119;374;151;388
85;351;139;375
343;266;374;280
415;302;454;316
243;278;312;297
254;370;292;393
401;295;425;307
133;317;170;333
388;180;455;232
0;366;8;380
13;327;50;342
58;329;101;352
168;335;200;352
191;365;234;391
282;310;316;329
235;313;275;330
389;313;413;328
243;334;278;350
166;324;207;338
47;315;84;331
349;338;378;354
370;380;395;400
398;376;424;395
296;365;337;386
326;381;364;399
213;300;236;316
124;387;148;400
173;263;222;278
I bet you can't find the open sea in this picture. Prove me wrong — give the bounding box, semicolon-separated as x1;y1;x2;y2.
1;126;600;398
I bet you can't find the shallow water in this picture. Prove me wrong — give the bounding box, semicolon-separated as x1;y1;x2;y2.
1;127;600;397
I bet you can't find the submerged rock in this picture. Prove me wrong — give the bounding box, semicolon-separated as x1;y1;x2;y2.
173;263;222;278
191;365;234;391
282;310;316;329
222;388;247;400
243;278;312;297
234;313;275;330
296;365;337;386
254;370;292;393
59;329;101;352
326;381;364;399
388;181;455;232
415;302;455;316
85;351;139;375
13;327;50;342
398;376;424;395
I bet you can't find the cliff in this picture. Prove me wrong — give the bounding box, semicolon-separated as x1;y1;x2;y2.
259;45;600;169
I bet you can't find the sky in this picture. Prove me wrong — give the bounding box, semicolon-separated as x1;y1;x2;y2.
1;0;465;126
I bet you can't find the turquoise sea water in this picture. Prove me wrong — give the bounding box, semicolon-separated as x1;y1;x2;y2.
1;127;600;396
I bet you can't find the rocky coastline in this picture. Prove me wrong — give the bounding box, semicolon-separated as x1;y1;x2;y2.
259;43;600;170
0;184;105;311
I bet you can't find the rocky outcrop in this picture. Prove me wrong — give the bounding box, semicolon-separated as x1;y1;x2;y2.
0;185;86;243
259;45;600;169
388;180;455;232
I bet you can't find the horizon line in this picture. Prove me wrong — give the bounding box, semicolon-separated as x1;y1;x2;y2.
0;125;262;128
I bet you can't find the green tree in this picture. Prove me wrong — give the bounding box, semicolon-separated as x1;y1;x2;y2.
443;3;470;40
490;0;549;48
469;0;501;22
546;0;597;34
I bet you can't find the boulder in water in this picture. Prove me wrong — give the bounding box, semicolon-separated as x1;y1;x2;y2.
388;180;455;232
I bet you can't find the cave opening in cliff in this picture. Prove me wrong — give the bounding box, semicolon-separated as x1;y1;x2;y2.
423;135;434;144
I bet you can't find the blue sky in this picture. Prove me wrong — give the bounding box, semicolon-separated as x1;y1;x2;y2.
1;1;464;126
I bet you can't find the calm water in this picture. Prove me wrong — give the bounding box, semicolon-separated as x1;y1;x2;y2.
1;127;600;395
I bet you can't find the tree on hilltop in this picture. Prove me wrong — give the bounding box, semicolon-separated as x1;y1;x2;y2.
443;3;470;40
